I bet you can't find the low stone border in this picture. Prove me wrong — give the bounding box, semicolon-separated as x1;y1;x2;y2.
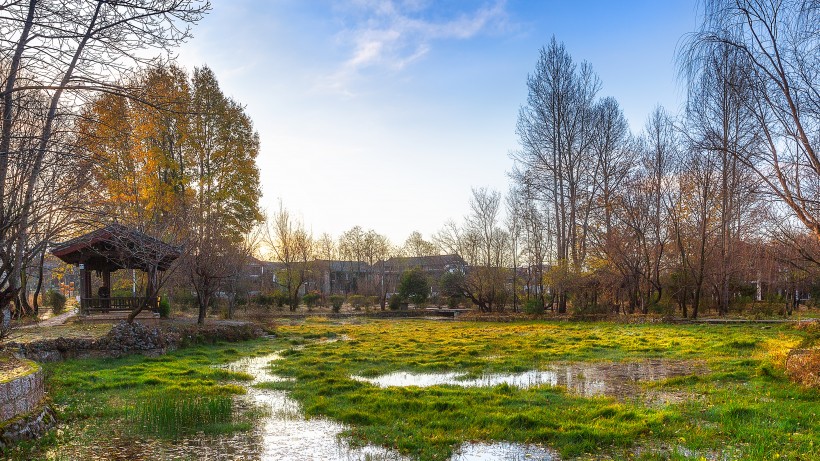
0;364;55;448
8;320;265;362
0;361;43;422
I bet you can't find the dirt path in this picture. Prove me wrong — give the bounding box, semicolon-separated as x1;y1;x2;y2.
19;308;78;329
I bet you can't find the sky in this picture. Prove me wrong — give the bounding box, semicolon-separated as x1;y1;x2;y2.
175;0;701;245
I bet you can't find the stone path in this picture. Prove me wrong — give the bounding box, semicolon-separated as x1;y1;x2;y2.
18;308;78;329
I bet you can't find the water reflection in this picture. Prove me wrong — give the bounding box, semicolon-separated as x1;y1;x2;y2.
451;442;557;461
226;353;409;461
352;359;703;398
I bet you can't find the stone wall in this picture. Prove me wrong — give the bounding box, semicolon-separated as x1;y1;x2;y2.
0;366;43;422
9;320;265;362
0;403;56;448
0;365;55;448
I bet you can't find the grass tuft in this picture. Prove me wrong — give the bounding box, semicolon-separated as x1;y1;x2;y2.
124;393;234;438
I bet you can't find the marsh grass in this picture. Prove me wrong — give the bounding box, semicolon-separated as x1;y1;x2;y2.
266;319;820;460
3;338;283;460
124;393;234;437
6;320;820;460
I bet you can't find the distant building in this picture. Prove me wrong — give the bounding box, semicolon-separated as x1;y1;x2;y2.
311;260;370;295
378;254;467;296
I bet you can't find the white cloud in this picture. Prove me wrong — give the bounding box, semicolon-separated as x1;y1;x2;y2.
317;0;509;95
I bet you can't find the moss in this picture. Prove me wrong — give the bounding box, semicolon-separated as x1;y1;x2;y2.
0;356;39;384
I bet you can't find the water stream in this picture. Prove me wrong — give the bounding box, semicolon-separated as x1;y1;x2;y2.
225;353;409;461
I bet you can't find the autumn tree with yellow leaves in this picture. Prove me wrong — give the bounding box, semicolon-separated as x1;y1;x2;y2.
78;64;261;323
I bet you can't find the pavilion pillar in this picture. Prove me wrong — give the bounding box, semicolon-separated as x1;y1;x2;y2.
78;263;91;313
103;269;111;293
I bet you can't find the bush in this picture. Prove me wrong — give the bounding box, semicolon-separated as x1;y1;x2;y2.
43;289;67;314
255;292;276;307
329;295;345;312
447;295;464;308
523;298;544;315
398;268;430;305
173;291;198;309
747;302;778;318
256;291;288;308
786;349;820;388
274;291;289;308
389;294;403;310
347;294;367;310
303;292;321;309
158;296;171;318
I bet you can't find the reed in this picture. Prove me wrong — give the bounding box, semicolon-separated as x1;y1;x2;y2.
124;393;233;437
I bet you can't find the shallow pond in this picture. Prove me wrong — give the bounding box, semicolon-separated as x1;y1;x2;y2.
223;354;563;460
351;359;705;399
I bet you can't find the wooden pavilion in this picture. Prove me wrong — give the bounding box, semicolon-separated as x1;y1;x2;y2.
51;224;181;315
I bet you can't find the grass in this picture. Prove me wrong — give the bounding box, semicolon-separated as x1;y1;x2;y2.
123;393;237;437
3;338;283;460
264;319;820;460
5;319;820;460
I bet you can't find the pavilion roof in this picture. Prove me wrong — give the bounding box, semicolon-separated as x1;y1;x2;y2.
51;223;181;272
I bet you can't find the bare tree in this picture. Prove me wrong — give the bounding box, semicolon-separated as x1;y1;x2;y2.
684;0;820;240
513;37;601;312
436;188;509;312
266;203;313;311
402;231;438;257
684;40;760;315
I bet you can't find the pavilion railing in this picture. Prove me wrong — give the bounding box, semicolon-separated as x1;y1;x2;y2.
80;297;159;314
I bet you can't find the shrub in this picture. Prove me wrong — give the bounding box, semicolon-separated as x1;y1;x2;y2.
398;267;430;305
302;292;321;309
174;292;198;312
256;291;288;309
389;294;403;310
523;298;544;314
786;349;820;388
329;295;345;312
347;294;367;310
273;291;289;308
747;302;778;319
255;292;276;307
43;289;67;314
158;296;171;318
447;295;464;308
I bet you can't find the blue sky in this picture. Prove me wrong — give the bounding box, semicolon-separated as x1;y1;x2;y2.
176;0;700;245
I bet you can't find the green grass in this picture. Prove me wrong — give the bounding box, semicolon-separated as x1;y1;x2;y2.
264;319;820;460
123;393;237;438
5;319;820;460
3;338;283;460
